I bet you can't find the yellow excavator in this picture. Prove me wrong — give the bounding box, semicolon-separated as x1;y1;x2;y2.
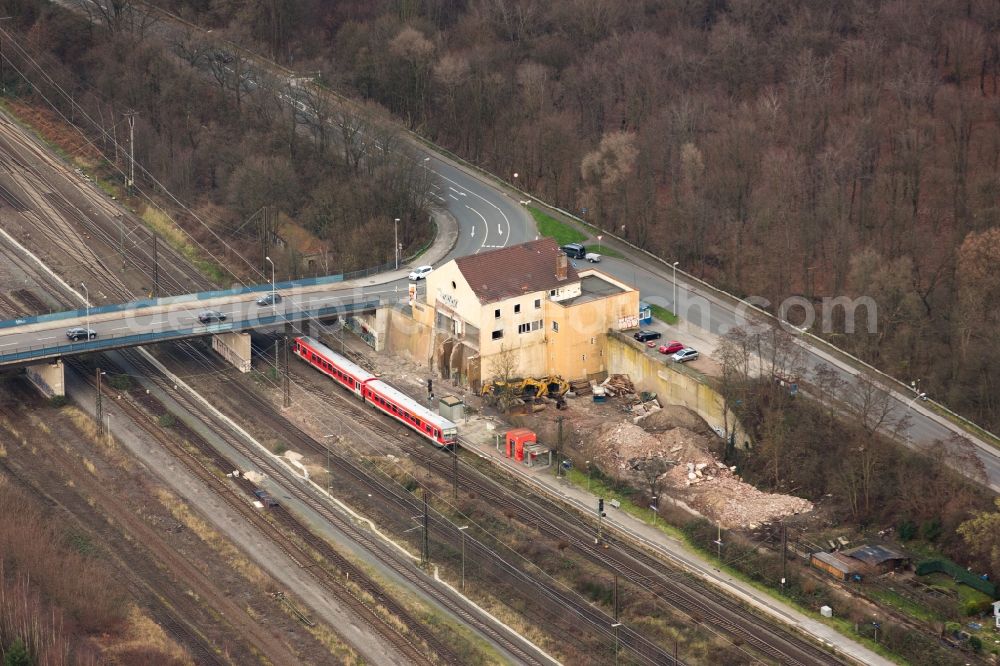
481;376;568;399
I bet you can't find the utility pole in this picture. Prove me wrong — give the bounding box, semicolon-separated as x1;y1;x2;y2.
781;522;788;592
94;367;103;428
282;337;290;408
452;445;459;499
422;486;430;566
152;232;159;298
555;415;564;478
124;110;137;195
613;574;620;665
596;497;605;545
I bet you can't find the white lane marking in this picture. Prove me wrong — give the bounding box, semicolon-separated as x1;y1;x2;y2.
448;186;461;194
465;205;490;250
110;325;131;330
436;172;513;249
38;335;55;340
0;342;15;347
497;224;503;235
449;194;459;201
470;225;475;238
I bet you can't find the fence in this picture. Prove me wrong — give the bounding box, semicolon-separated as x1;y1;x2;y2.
915;559;996;598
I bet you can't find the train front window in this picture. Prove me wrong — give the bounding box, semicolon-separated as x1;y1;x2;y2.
442;427;457;442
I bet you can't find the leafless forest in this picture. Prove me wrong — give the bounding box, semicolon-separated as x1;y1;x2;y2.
148;0;1000;431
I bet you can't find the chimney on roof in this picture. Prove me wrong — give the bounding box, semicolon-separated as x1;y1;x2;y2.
555;251;568;281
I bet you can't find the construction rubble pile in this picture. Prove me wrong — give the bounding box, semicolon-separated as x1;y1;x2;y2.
593;419;813;530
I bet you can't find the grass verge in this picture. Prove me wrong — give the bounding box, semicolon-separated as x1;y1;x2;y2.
141;207;228;284
529;206;587;245
560;467;910;665
649;303;679;325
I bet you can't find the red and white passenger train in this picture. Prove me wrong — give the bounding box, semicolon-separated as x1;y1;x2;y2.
292;336;458;449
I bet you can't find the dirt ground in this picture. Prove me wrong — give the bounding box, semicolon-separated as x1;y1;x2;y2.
0;377;336;665
370;350;812;530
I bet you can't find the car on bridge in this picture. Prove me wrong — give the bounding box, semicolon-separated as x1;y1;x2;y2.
255;292;282;306
197;310;227;324
66;327;97;341
408;265;433;281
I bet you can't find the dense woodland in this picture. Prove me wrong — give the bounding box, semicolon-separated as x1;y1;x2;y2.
0;0;435;277
150;0;1000;433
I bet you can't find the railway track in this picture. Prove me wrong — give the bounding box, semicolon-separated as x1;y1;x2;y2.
275;357;846;666
99;347;549;666
0;383;230;666
69;352;466;666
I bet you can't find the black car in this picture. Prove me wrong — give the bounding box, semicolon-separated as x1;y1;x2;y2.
633;329;662;342
197;310;227;324
256;292;282;306
66;327;97;341
560;243;586;259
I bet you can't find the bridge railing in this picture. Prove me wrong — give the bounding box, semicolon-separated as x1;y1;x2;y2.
0;300;379;366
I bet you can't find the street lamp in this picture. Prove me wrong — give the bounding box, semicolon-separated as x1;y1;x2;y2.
612;622;622;664
907;392;927;410
394;218;400;270
265;255;275;305
671;261;679;315
80;282;90;335
458;525;470;591
597;235;603;253
650;495;658;526
586;460;592;491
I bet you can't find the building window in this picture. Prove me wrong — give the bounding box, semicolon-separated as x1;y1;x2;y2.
492;329;504;340
582;354;586;362
530;320;542;331
494;309;501;319
549;289;556;296
535;298;541;309
552;321;559;333
591;337;596;344
451;281;456;289
514;304;521;314
518;323;530;334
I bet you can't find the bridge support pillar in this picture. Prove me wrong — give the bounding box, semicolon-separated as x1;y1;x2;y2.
374;307;388;352
211;331;252;373
26;359;65;398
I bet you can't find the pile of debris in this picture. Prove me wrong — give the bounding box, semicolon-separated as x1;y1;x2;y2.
598;374;635;396
664;457;813;528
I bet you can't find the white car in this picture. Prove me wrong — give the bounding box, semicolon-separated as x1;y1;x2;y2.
585;252;602;263
408;265;433;281
671;347;699;363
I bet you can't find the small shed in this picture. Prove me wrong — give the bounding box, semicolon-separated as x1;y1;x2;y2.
438;395;464;422
638;301;652;326
504;428;536;462
811;551;861;582
844;544;910;574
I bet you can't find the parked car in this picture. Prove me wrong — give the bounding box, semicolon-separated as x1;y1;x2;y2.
66;327;97;341
197;310;227;324
584;252;602;263
256;292;282;306
408;265;433;281
671;347;699;363
633;329;662;342
560;243;586;259
658;341;684;355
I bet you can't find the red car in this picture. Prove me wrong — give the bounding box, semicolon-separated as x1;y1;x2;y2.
658;341;684;355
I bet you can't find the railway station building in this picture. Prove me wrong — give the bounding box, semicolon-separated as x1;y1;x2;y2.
413;238;638;387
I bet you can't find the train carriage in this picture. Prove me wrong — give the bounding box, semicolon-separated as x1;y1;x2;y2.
292;336;372;397
293;336;457;448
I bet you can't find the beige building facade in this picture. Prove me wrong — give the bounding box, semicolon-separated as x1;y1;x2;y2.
415;238;639;385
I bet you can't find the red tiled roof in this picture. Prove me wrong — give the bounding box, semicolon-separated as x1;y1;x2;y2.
455;238;579;304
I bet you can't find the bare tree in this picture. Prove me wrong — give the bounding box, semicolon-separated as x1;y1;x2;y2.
487;345;521;413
